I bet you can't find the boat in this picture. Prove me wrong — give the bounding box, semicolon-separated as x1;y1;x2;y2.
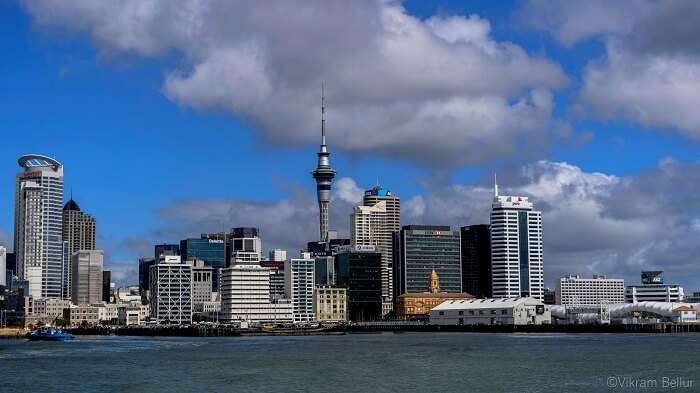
26;327;75;341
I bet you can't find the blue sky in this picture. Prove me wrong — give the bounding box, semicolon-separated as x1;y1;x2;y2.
2;1;700;289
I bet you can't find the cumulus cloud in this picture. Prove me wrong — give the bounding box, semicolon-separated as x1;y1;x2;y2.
22;0;567;166
522;0;700;137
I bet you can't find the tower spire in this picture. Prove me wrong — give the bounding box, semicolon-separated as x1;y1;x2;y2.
494;172;499;197
312;82;336;242
321;82;326;146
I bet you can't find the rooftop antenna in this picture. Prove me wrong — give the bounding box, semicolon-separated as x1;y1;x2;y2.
321;82;326;146
494;173;499;197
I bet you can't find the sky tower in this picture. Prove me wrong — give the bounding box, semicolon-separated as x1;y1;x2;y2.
312;85;336;242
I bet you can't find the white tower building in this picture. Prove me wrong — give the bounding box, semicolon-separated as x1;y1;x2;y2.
490;176;544;301
14;154;64;299
285;257;315;322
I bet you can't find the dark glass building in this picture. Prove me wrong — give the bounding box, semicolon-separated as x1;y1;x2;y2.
138;257;156;303
260;260;285;301
180;237;226;291
335;246;382;322
460;224;491;298
393;225;461;300
154;244;179;260
102;270;111;302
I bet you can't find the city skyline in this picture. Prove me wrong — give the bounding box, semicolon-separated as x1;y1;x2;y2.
2;1;700;291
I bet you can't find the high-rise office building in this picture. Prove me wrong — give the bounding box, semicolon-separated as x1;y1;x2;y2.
625;271;684;303
201;232;233;267
71;250;103;305
361;185;400;315
102;270;111;302
490;180;544;301
393;225;461;300
149;256;192;324
138;257;156;304
335;246;383;322
311;88;336;242
460;224;491;298
231;227;262;264
154;244;179;260
180;237;225;291
0;246;6;288
14;154;64;299
285;256;315;322
61;197;96;299
220;264;292;323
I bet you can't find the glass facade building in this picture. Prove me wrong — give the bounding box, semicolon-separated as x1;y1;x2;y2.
393;225;461;299
335;247;382;322
460;225;491;298
180;238;226;291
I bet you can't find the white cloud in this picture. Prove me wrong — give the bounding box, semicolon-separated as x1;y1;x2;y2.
22;0;567;166
522;0;700;138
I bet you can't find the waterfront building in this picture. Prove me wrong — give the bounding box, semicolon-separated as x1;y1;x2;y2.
686;292;700;303
269;249;287;262
118;306;144;326
31;298;72;319
61;197;96;299
102;270;111;302
362;185;400;315
64;304;101;326
430;297;551;326
625;271;684;303
311;88;336;242
395;270;472;320
220;264;292;324
285;257;316;322
231;227;262;264
460;224;491;298
154;244;179;260
314;286;347;322
14;154;64;298
138;257;156;304
260;260;286;301
0;246;6;287
180;237;225;291
71;250;103;305
556;275;625;307
149;256;192;324
490;180;544;301
190;260;214;309
336;246;382;321
393;225;461;301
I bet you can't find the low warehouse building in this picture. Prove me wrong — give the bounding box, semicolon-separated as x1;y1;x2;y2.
430;297;551;326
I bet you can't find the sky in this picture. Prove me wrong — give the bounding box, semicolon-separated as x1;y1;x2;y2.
2;0;700;291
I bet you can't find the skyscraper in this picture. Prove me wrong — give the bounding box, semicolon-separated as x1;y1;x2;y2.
14;154;64;299
71;250;103;305
0;246;6;288
62;197;96;299
490;178;544;301
311;87;336;242
180;237;225;291
154;244;179;260
360;185;400;315
393;225;462;299
460;224;491;298
335;245;383;322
